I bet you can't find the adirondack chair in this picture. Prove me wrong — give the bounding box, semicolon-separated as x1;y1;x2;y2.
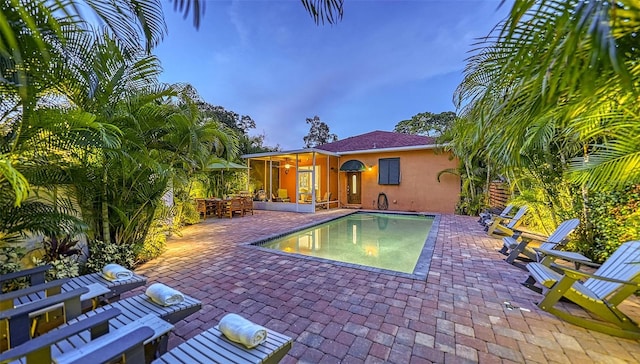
486;205;528;237
525;240;640;339
500;218;580;265
478;204;514;227
0;308;171;364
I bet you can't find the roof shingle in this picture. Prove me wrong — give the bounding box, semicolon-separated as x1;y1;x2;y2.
316;130;436;153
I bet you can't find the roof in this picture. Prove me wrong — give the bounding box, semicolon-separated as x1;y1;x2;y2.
316;130;437;153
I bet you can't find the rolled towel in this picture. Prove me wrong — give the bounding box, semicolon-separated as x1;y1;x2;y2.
219;313;267;349
145;283;185;306
102;263;133;281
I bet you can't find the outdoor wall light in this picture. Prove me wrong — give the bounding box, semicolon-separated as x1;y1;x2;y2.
284;162;291;174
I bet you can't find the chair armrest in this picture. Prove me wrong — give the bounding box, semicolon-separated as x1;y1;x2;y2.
518;231;550;242
0;265;51;286
0;279;70;303
59;326;155;364
0;287;88;320
551;264;640;286
0;308;122;362
536;248;598;267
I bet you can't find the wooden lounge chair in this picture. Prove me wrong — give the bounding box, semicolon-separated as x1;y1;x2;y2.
153;324;292;364
1;287;90;350
525;240;640;339
0;308;172;364
1;285;201;353
486;205;528;238
500;218;580;265
1;264;147;305
39;319;294;364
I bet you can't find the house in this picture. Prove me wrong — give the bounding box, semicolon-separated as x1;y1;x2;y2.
242;130;460;213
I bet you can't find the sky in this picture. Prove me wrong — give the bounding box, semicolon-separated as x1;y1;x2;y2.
154;0;511;150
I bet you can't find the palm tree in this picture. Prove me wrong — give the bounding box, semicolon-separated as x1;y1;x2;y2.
455;0;640;190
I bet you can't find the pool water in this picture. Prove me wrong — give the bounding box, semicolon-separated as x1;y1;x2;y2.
257;212;434;274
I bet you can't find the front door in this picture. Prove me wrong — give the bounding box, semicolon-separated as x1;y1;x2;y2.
346;172;361;204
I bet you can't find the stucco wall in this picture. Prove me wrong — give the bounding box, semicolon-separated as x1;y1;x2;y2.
339;149;460;213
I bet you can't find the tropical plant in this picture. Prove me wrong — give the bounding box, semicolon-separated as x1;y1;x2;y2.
453;0;640;257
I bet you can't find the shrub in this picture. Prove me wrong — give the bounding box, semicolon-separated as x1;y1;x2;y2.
0;246;27;292
33;256;80;281
175;199;200;226
578;185;640;262
84;239;136;273
137;228;167;263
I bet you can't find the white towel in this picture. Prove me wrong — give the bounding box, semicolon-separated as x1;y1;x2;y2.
145;283;185;306
219;313;267;349
102;263;133;281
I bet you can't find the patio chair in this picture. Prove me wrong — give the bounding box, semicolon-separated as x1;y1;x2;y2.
500;218;580;265
33;314;294;364
221;197;244;218
1;283;201;352
273;189;290;202
478;204;514;227
486;205;528;238
0;308;172;364
525;240;640;339
1;287;90;350
242;196;254;215
1;264;147;305
195;198;207;218
313;191;332;209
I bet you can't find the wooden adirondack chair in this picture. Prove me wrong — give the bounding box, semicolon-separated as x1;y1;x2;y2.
2;309;293;364
525;240;640;339
486;205;528;238
0;308;166;364
500;218;580;265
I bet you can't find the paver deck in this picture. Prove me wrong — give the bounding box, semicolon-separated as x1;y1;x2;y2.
132;210;640;363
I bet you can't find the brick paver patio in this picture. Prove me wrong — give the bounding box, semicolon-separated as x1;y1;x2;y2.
132;209;640;363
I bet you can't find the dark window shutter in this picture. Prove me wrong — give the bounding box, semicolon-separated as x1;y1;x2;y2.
378;158;400;185
379;159;389;184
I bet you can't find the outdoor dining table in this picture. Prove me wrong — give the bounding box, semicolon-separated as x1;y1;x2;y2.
203;198;223;218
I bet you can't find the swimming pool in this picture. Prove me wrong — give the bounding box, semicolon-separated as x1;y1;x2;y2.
252;212;438;278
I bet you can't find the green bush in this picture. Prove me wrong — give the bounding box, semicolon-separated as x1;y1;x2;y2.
0;246;27;292
84;239;136;273
579;185;640;262
175;199;201;226
137;229;167;263
33;256;80;281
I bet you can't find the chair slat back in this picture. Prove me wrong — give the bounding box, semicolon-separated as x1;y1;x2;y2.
500;204;515;217
506;206;528;228
585;241;640;298
547;218;580;244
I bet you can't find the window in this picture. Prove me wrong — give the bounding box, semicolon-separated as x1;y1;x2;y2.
378;158;400;185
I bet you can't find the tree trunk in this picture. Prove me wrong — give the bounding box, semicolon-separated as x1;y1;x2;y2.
101;168;110;243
